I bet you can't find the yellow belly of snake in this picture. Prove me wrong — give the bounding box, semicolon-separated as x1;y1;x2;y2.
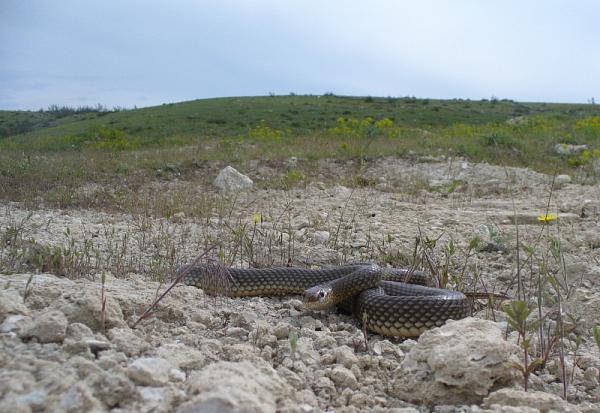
179;263;469;337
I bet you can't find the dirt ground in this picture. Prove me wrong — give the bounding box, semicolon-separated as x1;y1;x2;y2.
1;157;599;412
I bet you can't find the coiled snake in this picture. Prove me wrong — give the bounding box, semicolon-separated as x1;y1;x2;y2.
179;263;469;337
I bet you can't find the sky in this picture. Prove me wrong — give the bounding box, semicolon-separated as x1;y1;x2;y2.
1;0;599;110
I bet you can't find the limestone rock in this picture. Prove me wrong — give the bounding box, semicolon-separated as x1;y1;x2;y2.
328;365;358;390
107;327;149;357
57;290;125;331
483;388;581;413
213;166;253;192
127;357;172;386
554;143;588;156
312;230;330;245
554;174;571;188
20;310;68;344
390;317;519;405
334;345;359;369
0;289;30;322
179;360;289;413
156;342;207;370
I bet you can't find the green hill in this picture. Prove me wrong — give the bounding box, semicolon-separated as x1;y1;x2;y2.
2;95;599;151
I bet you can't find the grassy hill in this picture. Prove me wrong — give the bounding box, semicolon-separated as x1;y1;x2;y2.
2;95;599;151
1;94;600;211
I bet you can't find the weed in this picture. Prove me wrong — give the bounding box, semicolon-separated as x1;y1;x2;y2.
505;300;543;391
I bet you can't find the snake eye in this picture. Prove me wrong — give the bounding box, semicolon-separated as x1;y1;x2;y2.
318;290;326;299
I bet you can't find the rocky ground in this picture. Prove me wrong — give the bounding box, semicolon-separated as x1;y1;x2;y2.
1;156;600;412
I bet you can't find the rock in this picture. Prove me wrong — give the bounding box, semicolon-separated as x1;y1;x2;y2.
291;337;320;365
107;327;149;357
581;200;600;218
331;185;351;198
156;342;207;370
127;357;172;386
272;322;292;340
390;317;519;405
191;309;214;326
312;230;330;245
328;365;358;390
334;345;359;369
171;211;186;223
482;388;580;413
213;166;253;192
0;314;30;334
20;310;68;344
583;367;599;390
0;289;30;322
58;290;125;331
555;174;572;188
553;143;588;156
59;382;102;413
179;360;289;413
564;288;600;330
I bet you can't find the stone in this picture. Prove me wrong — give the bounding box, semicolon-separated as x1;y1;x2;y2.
0;314;30;334
390;317;519;405
553;143;588;156
179;360;289;413
213;166;253;192
59;382;102;413
127;357;172;386
328;365;358;390
334;345;359;369
0;289;30;322
156;342;207;370
555;174;571;188
20;310;68;344
272;322;292;340
483;388;581;413
107;327;149;357
312;230;330;245
57;290;125;331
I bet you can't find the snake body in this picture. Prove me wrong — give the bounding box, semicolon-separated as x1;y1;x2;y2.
180;263;469;337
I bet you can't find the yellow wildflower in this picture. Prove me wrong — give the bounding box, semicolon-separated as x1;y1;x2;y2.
537;213;557;223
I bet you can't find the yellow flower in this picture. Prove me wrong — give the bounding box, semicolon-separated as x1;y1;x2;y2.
537;213;557;223
252;212;261;225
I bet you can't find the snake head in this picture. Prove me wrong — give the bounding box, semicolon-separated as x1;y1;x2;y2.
303;285;334;310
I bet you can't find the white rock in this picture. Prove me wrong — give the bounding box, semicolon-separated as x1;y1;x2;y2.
0;314;29;334
334;345;359;369
390;317;519;405
156;343;207;370
213;166;253;192
179;360;289;413
483;388;581;413
555;174;571;188
107;327;149;357
127;357;172;386
553;143;588;155
328;365;358;390
0;289;30;321
20;310;68;344
312;230;330;245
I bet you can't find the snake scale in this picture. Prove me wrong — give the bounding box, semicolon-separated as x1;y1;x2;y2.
179;263;469;337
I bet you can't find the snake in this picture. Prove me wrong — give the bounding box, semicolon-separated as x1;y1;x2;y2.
178;263;469;337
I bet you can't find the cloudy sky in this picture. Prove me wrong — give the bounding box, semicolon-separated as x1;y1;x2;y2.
1;1;599;110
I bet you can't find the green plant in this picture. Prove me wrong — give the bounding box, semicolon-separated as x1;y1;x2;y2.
288;331;298;358
505;300;543;391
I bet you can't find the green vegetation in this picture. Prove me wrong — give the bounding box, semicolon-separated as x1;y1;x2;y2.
1;95;600;211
